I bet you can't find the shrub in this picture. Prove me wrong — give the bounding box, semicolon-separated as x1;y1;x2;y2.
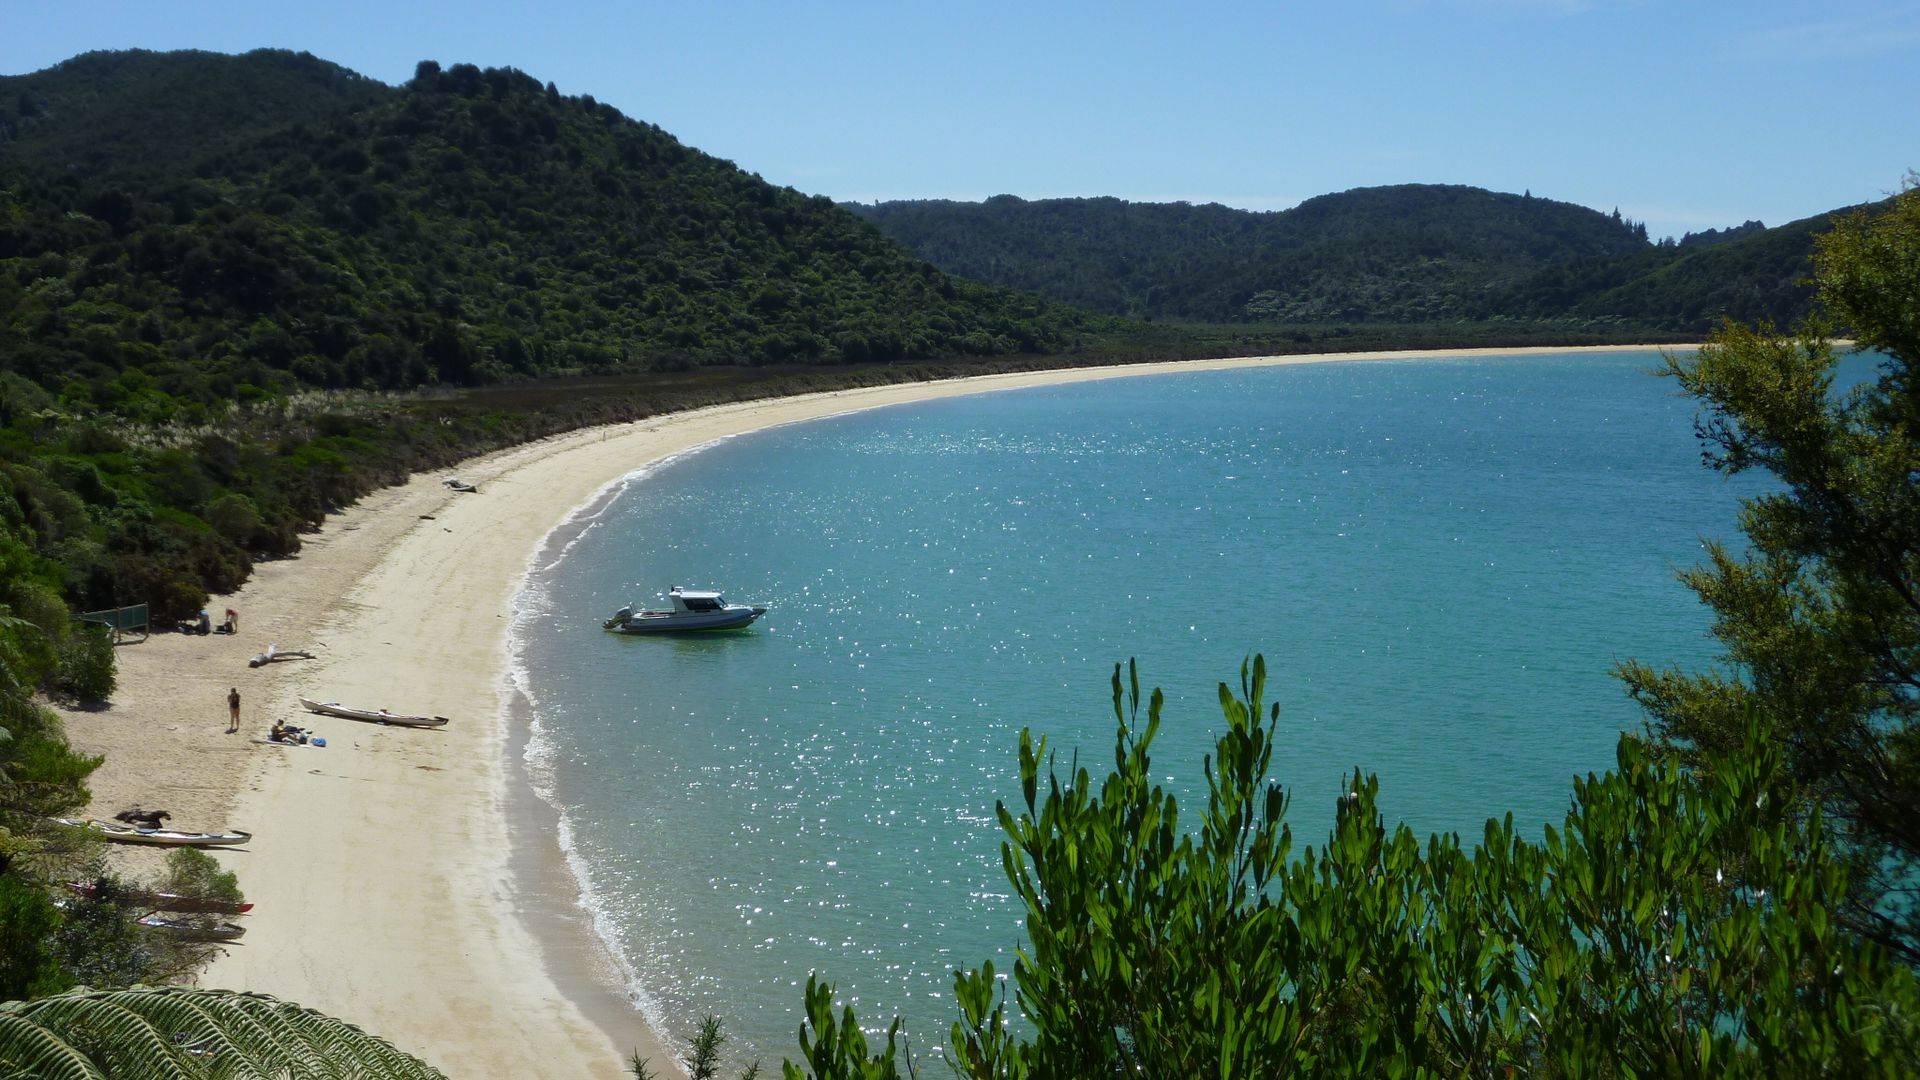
0;876;64;1000
157;848;241;907
54;618;114;703
199;491;263;546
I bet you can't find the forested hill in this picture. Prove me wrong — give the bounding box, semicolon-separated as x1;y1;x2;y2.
0;50;1091;623
850;188;1861;329
848;187;1650;321
0;49;391;179
1;52;1088;404
1486;203;1866;329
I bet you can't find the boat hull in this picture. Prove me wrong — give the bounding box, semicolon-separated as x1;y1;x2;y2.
298;697;449;728
606;607;767;634
67;882;253;915
59;819;251;848
138;915;246;942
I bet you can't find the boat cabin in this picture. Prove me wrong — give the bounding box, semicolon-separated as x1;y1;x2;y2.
669;588;727;613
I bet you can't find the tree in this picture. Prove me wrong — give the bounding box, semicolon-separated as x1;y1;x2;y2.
633;1014;762;1080
0;602;102;878
54;621;115;704
785;658;1920;1077
1621;181;1920;962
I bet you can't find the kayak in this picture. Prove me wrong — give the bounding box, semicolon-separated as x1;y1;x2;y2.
66;882;253;915
57;818;252;848
298;698;449;728
248;643;316;668
137;914;246;942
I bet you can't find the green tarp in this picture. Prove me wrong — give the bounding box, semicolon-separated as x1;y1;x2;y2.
76;603;148;637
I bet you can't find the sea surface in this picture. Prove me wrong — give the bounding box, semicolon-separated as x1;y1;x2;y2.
512;351;1783;1061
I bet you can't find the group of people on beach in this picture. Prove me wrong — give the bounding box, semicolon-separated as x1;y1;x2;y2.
214;606;301;741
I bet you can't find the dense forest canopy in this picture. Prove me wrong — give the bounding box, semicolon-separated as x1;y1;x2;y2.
0;51;1091;406
0;48;391;180
0;50;1099;623
851;188;1878;329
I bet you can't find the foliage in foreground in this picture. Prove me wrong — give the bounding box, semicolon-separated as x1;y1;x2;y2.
780;659;1919;1078
1622;181;1920;963
0;985;445;1079
3;544;238;997
0;537;103;1000
633;1013;765;1080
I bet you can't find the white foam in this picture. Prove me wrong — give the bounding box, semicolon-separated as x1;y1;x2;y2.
503;433;748;1051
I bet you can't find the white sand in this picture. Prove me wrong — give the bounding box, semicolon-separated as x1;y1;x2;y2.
57;343;1693;1076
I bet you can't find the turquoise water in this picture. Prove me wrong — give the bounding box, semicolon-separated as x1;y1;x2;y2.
514;352;1763;1059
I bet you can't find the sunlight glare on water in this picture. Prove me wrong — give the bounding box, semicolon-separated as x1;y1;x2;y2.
514;353;1770;1058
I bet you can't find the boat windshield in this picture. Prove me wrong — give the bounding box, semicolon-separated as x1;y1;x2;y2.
682;596;724;612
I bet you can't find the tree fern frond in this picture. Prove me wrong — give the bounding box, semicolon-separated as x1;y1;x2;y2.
190;991;336;1079
12;993;192;1076
0;1012;109;1080
0;988;445;1079
92;989;271;1078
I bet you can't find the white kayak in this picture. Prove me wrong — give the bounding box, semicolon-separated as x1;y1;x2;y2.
299;698;449;728
58;818;252;848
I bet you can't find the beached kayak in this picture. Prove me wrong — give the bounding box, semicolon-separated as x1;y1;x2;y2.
57;818;252;847
136;913;247;942
66;881;253;915
298;698;449;728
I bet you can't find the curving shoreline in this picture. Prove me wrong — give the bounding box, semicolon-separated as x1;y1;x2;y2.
57;343;1696;1077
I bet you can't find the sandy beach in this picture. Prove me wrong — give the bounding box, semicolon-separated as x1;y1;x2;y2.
54;343;1694;1077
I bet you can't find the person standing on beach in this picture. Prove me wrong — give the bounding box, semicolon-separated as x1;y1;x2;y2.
227;687;241;734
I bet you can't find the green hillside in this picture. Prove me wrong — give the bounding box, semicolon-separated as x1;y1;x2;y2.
851;187;1859;330
849;186;1651;322
1;56;1088;406
0;52;1090;622
844;195;1267;317
1493;205;1866;328
0;48;391;179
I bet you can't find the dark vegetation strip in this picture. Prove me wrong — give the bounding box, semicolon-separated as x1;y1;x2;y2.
3;319;1664;627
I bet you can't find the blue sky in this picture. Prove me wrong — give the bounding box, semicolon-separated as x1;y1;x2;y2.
5;1;1916;236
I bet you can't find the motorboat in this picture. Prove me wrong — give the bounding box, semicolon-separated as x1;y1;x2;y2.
604;587;767;634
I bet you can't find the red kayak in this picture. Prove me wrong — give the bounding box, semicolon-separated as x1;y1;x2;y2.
66;881;253;916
